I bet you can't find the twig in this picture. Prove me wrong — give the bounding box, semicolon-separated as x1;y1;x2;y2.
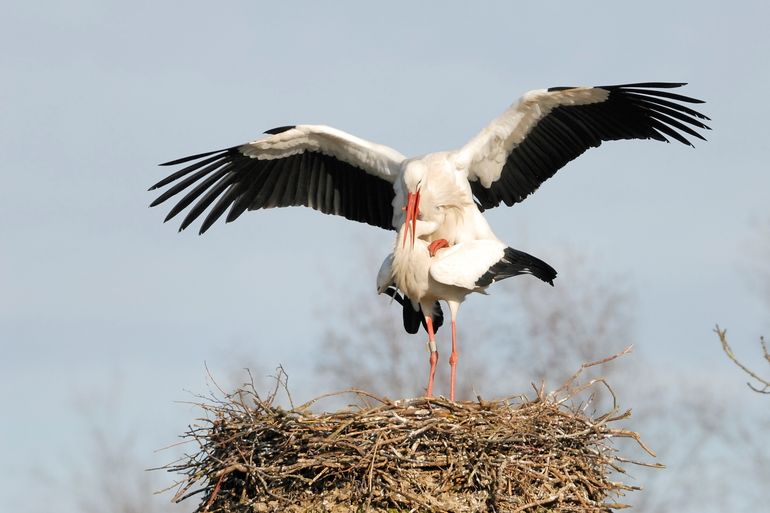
715;325;770;394
201;473;224;513
511;492;562;512
554;345;633;400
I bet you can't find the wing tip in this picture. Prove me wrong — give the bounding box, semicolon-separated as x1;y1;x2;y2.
158;146;239;167
264;125;296;135
197;223;212;235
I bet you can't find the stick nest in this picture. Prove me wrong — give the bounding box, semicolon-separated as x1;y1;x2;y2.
163;365;653;512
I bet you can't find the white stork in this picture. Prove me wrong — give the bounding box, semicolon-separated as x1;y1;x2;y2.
378;220;556;400
150;82;709;397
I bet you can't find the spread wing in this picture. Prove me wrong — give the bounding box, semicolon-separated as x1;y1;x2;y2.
149;125;406;233
453;82;711;210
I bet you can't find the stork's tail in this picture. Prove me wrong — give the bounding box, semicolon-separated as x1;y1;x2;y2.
383;286;444;335
475;247;557;287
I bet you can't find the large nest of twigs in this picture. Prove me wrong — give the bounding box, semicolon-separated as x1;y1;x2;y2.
164;361;653;512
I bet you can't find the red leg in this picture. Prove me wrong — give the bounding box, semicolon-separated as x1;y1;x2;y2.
449;320;458;401
425;317;438;397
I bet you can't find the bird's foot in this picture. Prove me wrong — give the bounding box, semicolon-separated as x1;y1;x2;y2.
428;238;450;257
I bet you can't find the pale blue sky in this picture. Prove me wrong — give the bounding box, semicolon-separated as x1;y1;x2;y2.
2;1;768;512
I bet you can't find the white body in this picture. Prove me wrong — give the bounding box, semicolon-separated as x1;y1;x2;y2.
382;220;507;317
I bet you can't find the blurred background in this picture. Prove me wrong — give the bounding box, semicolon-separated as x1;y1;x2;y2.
2;1;768;512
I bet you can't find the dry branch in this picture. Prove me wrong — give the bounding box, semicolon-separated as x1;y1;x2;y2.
715;325;770;394
161;365;652;512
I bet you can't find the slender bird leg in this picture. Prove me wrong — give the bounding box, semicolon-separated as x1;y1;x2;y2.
449;320;458;401
427;238;450;257
446;300;461;402
425;316;438;397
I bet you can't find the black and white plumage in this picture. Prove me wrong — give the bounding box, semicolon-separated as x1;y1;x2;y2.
150;82;709;237
380;220;558;400
460;83;710;209
475;247;557;288
381;285;444;335
150;82;709;398
149;125;401;233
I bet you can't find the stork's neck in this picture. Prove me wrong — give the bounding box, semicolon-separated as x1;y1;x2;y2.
393;221;435;259
391;223;433;306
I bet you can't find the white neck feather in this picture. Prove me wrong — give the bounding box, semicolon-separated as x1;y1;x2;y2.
391;224;433;306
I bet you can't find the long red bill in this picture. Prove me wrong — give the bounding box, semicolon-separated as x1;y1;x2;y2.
401;189;421;248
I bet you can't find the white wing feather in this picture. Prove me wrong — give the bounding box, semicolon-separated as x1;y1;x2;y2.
240;124;406;183
429;240;506;290
452;87;609;188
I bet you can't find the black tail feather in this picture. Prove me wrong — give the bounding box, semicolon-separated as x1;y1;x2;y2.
383;286;443;335
476;247;557;287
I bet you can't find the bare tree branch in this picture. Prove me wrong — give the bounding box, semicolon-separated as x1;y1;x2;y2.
715;324;770;394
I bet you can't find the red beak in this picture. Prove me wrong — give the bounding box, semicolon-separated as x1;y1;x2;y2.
402;189;421;248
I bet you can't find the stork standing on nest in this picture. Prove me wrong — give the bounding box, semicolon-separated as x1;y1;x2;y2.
379;215;557;400
150;82;709;398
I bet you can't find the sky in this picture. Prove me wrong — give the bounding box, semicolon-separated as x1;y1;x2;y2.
2;1;769;512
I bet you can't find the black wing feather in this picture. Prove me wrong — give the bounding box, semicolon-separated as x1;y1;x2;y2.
150;140;397;234
225;160;275;223
150;157;229;208
199;183;242;234
162;164;233;222
149;152;230;190
472;83;710;210
178;172;237;230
